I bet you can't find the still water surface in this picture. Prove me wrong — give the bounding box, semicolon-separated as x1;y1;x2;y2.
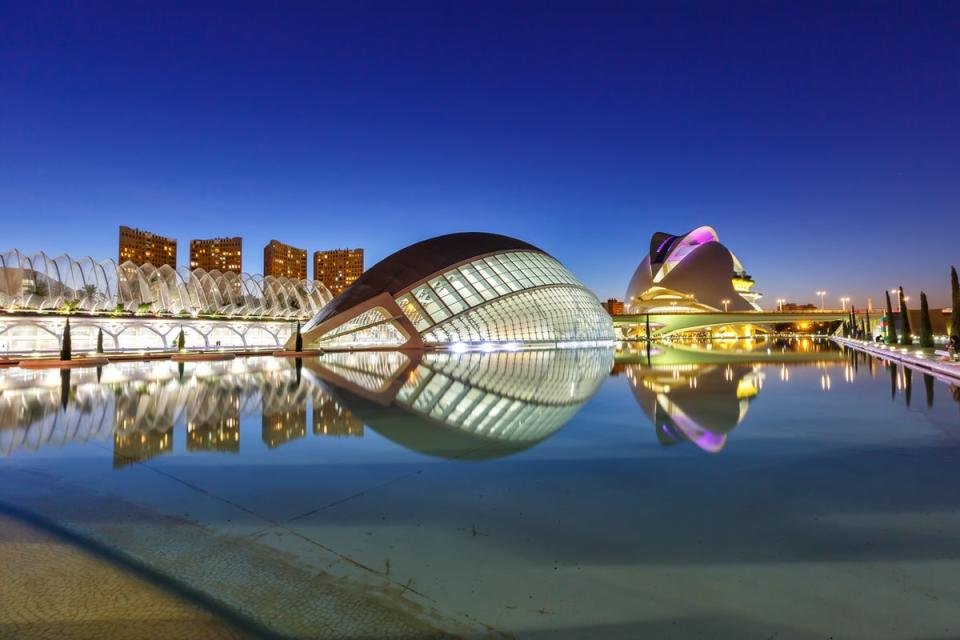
1;339;959;638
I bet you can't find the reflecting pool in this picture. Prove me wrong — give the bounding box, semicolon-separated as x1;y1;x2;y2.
2;339;960;638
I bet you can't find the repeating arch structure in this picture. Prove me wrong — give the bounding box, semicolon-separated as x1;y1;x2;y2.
296;232;614;350
625;226;762;313
0;250;331;318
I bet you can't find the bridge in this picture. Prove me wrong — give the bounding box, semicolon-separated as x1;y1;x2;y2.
613;310;884;338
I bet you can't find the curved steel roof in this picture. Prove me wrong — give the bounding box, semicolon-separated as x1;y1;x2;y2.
309;232;544;325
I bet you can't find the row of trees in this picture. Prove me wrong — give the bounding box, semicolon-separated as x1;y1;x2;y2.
880;266;959;348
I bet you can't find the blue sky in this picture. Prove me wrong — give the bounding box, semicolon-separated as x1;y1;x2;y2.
1;1;958;307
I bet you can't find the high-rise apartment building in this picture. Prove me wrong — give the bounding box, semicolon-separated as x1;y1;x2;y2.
313;248;364;296
118;226;177;268
190;236;242;274
263;240;307;280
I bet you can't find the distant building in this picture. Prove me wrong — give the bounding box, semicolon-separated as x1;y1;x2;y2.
313;248;364;297
263;239;307;280
603;299;625;315
118;226;177;268
190;236;242;274
782;302;818;311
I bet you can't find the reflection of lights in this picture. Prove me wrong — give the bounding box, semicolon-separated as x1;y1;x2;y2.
451;342;468;354
779;365;789;382
821;374;832;390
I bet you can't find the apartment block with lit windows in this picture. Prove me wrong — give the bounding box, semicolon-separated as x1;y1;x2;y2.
190;236;243;274
313;248;364;296
263;239;307;280
118;226;177;268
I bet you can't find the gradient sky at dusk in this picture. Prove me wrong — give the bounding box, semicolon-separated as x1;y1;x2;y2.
2;1;958;307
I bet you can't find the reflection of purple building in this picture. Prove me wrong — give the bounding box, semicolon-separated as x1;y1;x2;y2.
628;363;763;453
625;226;762;313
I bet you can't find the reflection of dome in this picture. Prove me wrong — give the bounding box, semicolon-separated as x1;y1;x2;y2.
295;232;613;350
628;363;763;453
625;226;762;313
306;349;612;459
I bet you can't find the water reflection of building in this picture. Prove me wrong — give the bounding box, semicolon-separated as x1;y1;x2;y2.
627;362;764;453
262;410;307;448
313;397;363;437
113;428;173;468
187;410;240;453
304;348;612;458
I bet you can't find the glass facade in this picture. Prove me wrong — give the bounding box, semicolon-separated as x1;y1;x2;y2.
395;251;613;346
309;307;407;349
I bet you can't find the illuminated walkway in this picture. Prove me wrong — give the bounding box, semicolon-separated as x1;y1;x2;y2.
833;337;960;384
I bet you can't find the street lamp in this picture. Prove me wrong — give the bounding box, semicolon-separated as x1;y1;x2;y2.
776;298;785;312
840;296;850;311
721;299;730;312
816;291;827;310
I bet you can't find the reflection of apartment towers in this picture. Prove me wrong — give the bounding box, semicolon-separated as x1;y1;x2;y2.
119;226;177;268
263;240;307;280
113;429;173;469
313;397;364;437
187;405;241;453
190;236;242;274
313;248;364;296
262;407;307;448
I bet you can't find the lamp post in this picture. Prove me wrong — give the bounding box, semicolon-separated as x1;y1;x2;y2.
840;296;850;311
721;299;730;312
776;298;785;312
816;291;827;310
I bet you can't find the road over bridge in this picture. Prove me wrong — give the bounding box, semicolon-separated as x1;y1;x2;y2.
613;310;883;338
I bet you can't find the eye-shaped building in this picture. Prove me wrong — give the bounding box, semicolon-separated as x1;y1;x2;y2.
625;226;762;313
295;232;614;350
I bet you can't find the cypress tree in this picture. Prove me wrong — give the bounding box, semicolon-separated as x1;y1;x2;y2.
918;292;934;348
898;287;912;345
952;266;960;338
176;328;186;351
865;310;872;340
96;328;104;354
295;321;303;352
60;318;72;361
885;291;897;344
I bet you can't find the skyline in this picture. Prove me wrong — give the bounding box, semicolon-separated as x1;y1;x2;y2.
2;2;959;307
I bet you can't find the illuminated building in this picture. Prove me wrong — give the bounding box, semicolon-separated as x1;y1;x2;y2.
603;299;625;315
263;239;307;280
296;232;614;350
190;236;242;274
313;248;364;297
625;226;762;313
118;226;177;268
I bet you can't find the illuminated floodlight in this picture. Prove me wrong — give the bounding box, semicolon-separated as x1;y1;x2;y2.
451;342;469;354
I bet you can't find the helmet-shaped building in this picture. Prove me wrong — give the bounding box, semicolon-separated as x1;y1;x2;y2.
625;226;761;313
294;232;614;350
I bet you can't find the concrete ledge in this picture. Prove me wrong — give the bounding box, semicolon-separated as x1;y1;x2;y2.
272;350;324;357
17;357;111;370
834;337;960;383
171;353;236;362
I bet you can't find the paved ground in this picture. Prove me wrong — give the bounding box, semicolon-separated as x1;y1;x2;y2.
0;513;250;640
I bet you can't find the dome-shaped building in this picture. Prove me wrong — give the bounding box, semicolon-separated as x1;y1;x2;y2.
294;232;614;350
625;226;762;313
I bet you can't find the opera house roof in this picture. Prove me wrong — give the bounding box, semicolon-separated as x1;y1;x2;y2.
625;226;762;313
